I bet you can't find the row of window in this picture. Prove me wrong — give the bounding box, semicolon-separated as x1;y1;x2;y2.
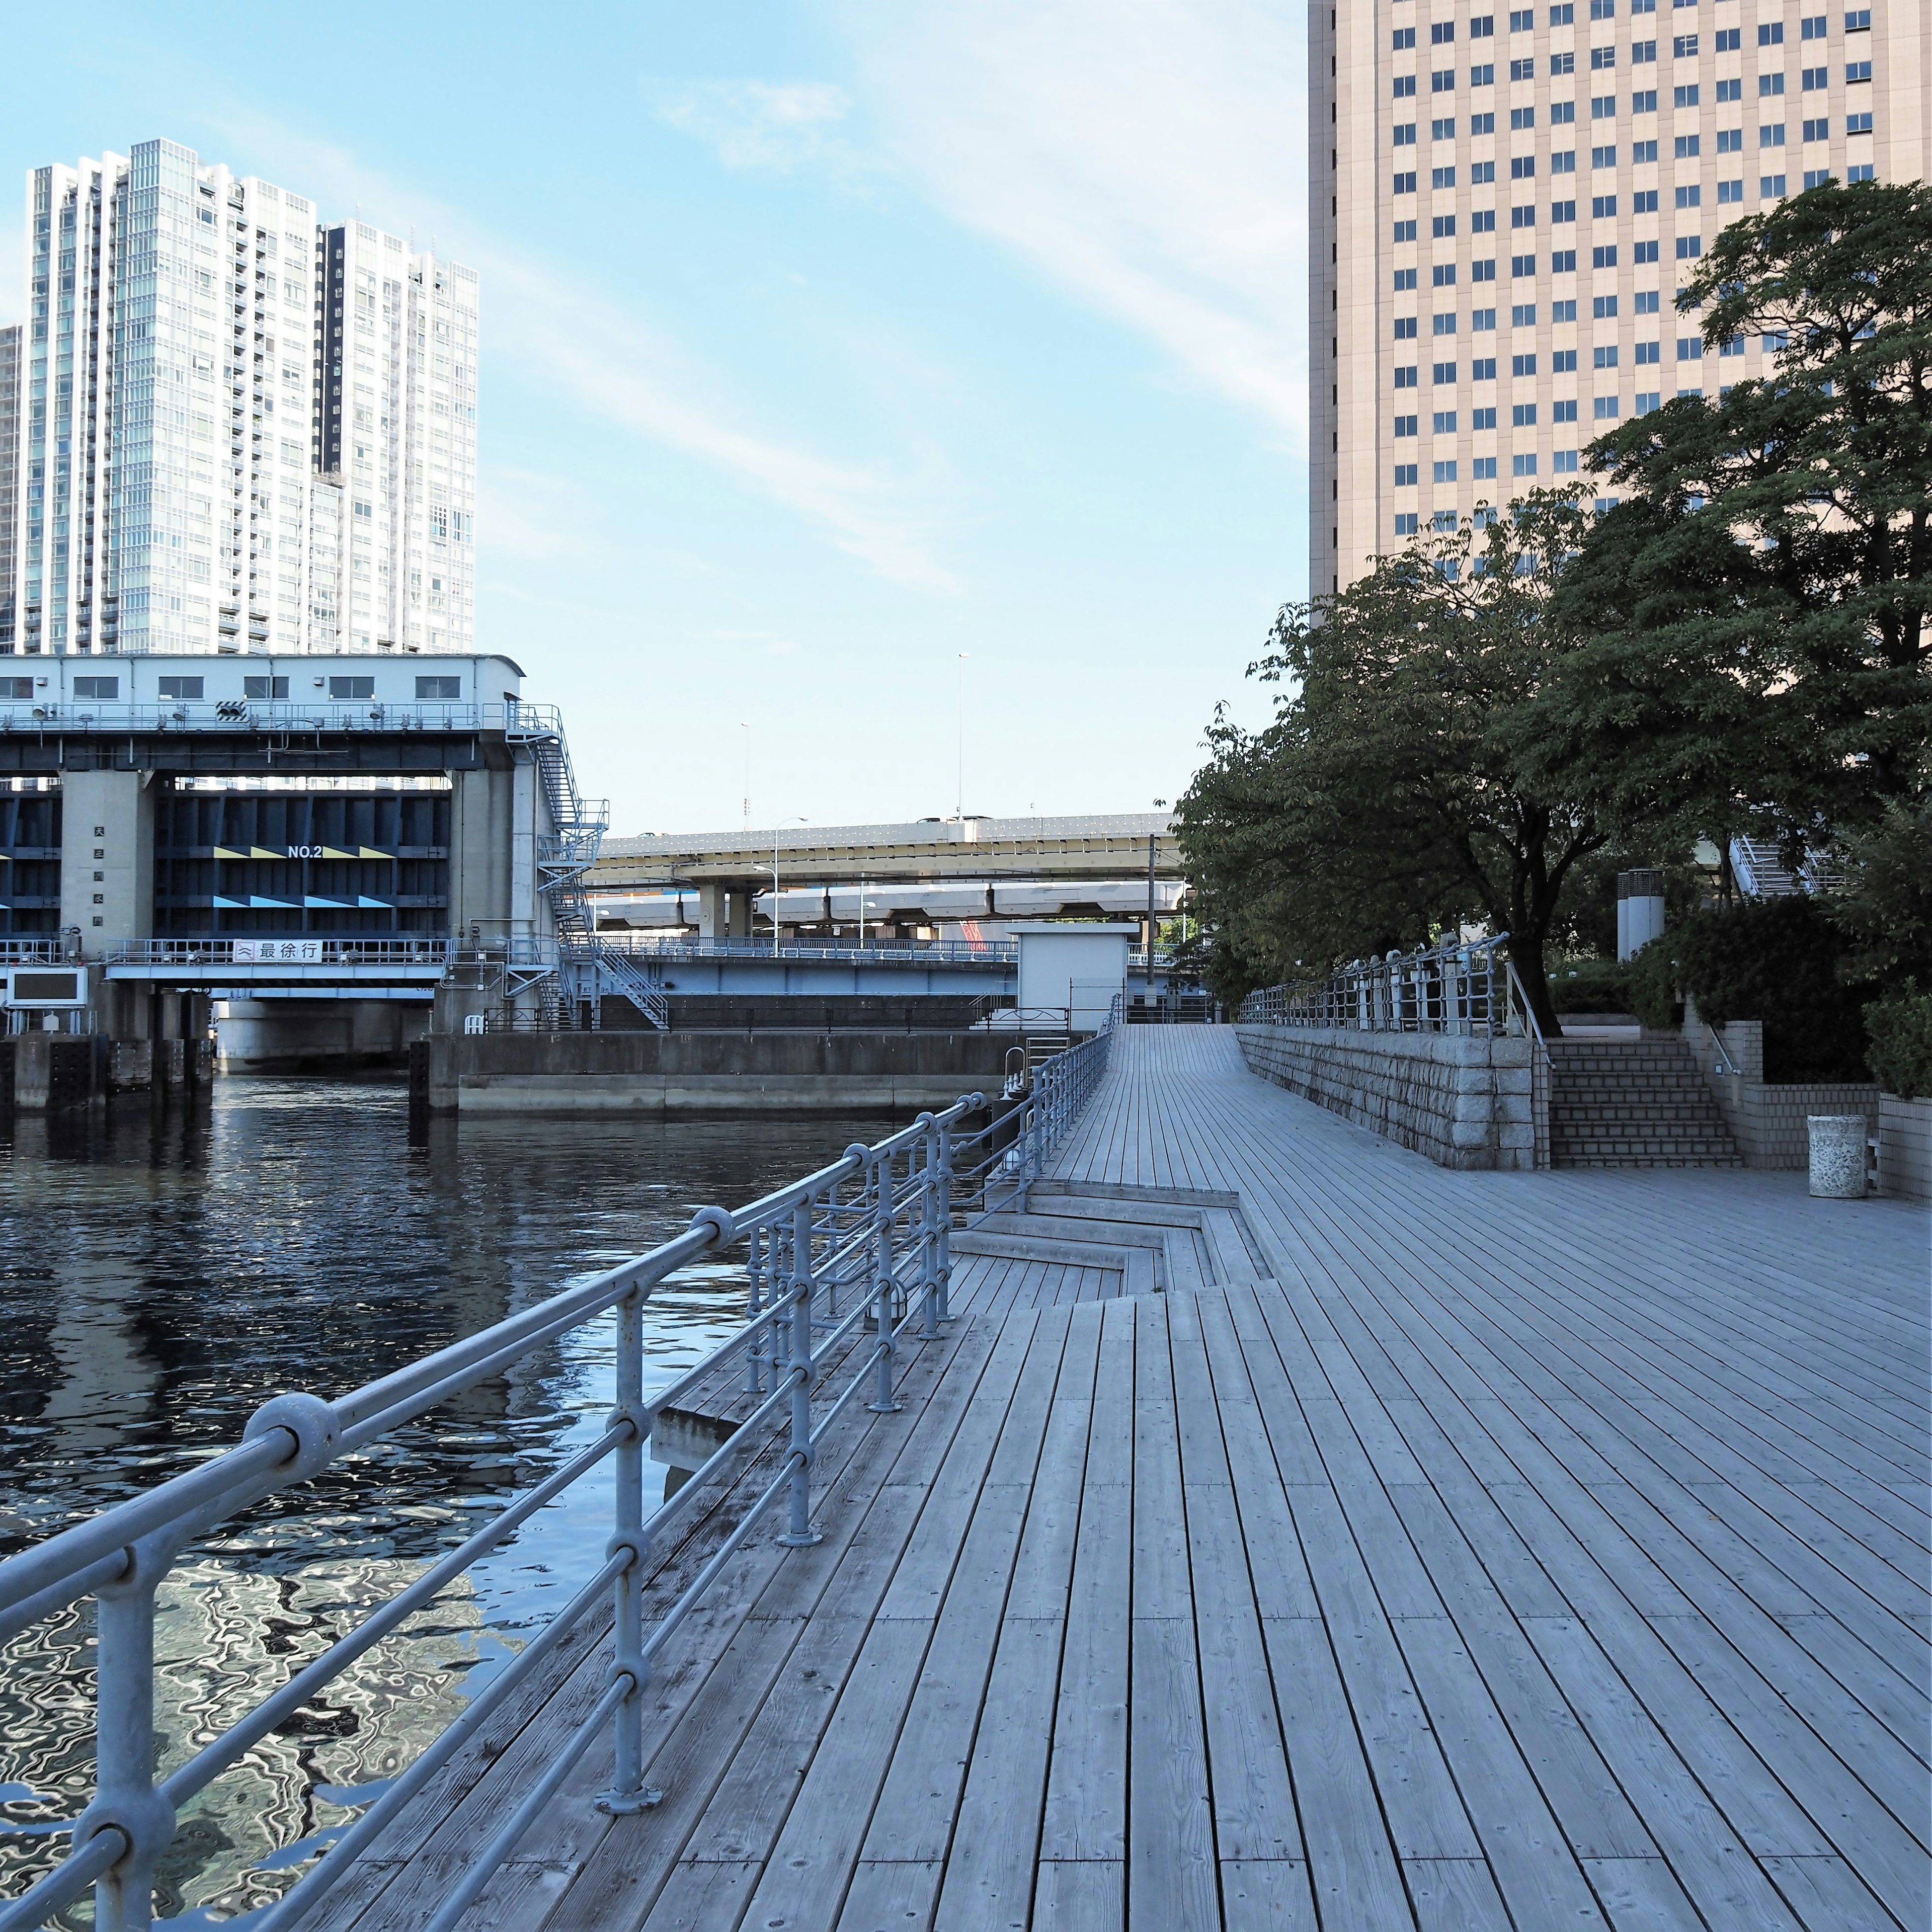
1394;337;1745;385
54;674;464;702
1392;506;1626;540
1398;84;1867;143
1395;57;1869;98
1390;454;1579;482
1392;9;1870;43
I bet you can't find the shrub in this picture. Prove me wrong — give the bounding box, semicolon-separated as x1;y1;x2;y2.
1865;991;1932;1099
1627;896;1869;1080
1547;956;1633;1015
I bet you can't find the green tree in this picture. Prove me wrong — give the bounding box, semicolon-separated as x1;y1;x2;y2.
1535;179;1932;855
1177;497;1620;1034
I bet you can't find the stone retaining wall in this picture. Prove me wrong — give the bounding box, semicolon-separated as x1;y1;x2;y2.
1234;1025;1538;1171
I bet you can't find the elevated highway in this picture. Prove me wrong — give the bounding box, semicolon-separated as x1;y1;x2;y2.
590;812;1184;940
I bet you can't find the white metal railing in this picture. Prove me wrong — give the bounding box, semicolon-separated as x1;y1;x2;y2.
1239;933;1514;1036
0;1042;1120;1932
103;937;453;967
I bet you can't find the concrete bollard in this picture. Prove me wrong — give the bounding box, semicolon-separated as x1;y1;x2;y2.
1807;1115;1867;1198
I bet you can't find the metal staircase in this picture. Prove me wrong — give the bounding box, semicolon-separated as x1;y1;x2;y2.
524;725;668;1028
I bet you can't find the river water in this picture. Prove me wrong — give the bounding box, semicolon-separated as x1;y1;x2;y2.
0;1078;895;1925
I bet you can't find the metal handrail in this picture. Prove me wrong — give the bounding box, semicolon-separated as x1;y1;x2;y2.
0;1097;1010;1932
1238;933;1514;1037
103;937;454;966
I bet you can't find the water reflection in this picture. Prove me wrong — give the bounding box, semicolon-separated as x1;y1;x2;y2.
0;1079;899;1922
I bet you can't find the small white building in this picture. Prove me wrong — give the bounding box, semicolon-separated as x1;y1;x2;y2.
1017;924;1135;1033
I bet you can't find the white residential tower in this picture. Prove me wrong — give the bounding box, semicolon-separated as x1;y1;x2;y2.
6;137;477;658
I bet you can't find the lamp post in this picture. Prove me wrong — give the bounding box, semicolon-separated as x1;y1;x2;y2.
955;653;969;822
772;818;806;957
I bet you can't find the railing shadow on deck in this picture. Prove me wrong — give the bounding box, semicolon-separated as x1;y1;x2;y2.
0;1015;1116;1932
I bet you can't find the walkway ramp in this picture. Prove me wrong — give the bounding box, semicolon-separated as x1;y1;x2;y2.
298;1030;1928;1932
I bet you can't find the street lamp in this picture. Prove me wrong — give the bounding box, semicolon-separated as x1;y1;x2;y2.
773;817;807;957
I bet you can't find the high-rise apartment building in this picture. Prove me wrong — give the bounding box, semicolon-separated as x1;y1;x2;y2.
1312;0;1929;593
7;138;478;658
0;325;19;650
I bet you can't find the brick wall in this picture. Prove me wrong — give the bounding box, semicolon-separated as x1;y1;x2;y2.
1877;1095;1931;1203
1682;1004;1880;1170
1234;1025;1539;1171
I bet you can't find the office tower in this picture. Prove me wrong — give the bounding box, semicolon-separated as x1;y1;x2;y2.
1312;0;1929;594
0;326;18;650
8;138;477;657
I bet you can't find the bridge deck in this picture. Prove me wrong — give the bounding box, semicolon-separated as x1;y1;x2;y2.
298;1030;1929;1932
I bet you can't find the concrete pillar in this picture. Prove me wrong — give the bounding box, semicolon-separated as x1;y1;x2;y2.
727;883;752;940
59;769;155;959
696;881;728;940
1616;867;1665;960
447;766;517;939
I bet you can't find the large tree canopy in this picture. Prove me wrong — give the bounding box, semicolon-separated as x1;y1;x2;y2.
1532;179;1932;855
1177;498;1624;1034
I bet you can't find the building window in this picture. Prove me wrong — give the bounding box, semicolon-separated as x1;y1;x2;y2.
1433;118;1458;140
1472;160;1498;184
1594;343;1621;365
1633;40;1657;63
1844;59;1871;82
1672;33;1698;56
1800;13;1828;36
1553;349;1579;373
1593;195;1619;218
1472;208;1498;231
1513;453;1540;475
1511;57;1537;79
1677;337;1704;360
1395;74;1418;97
1801;65;1828;89
1433;69;1458;92
1676;184;1702;206
1473;258;1498;281
1472;110;1497;133
1845;111;1873;133
1633;88;1658;111
1474;307;1498;329
1395;123;1418;146
1434;412;1460;434
1396;417;1419;438
1674;84;1700;106
1802;167;1829;188
1760;73;1787;96
73;677;119;699
1593;94;1618;117
1474;357;1500;379
1396;316;1420;341
1715;26;1741;49
1513;302;1539;326
1435;312;1460;335
1847;163;1874;181
1434;214;1459;238
1592;144;1618;166
416;676;461;699
1594;396;1622;417
1434;361;1459;383
1474;456;1500;478
1636;339;1661;362
1397;366;1420;387
1513;354;1539;377
1395;172;1419;193
1472;71;1496;93
330;675;376;699
1396;267;1419;290
243;676;290;699
1552;248;1578;270
157;677;204;700
1396;464;1420;486
1394;219;1419;243
1718;127;1743;151
1434;264;1459;286
1594;295;1620;319
1473;14;1496;35
1394;25;1417;47
1474;404;1499;427
1434;460;1460;482
1396;513;1420;535
1433;166;1459;188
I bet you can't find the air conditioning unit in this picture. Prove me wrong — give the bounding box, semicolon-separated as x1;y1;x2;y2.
5;967;89;1009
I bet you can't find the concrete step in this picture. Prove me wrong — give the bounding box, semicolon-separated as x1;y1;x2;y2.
1548;1034;1741;1169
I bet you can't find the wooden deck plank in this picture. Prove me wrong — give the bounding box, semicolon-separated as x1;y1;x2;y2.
294;1029;1925;1932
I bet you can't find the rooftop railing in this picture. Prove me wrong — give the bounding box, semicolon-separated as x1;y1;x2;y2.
0;1001;1117;1932
0;700;565;739
102;937;454;967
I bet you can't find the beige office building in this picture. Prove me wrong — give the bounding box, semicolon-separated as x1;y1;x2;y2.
1311;0;1929;594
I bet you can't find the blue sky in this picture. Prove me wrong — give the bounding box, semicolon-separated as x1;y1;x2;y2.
3;1;1307;834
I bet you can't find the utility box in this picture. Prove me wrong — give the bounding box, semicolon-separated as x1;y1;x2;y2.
1017;925;1134;1033
4;965;90;1008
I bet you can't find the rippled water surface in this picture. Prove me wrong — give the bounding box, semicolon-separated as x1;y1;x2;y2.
0;1079;896;1924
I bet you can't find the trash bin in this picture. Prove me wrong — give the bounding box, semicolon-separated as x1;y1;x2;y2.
1807;1115;1867;1198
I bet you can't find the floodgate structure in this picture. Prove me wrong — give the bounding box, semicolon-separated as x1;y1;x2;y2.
0;1027;1925;1931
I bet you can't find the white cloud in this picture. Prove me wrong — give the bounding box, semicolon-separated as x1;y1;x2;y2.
834;0;1308;447
207;114;955;591
651;79;864;174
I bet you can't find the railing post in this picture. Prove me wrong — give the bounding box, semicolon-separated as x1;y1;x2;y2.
870;1150;903;1413
777;1198;821;1547
744;1223;766;1396
934;1117;954;1324
917;1117;941;1338
80;1534;177;1932
598;1281;653;1813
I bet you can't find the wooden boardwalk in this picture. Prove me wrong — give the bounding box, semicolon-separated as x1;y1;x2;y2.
299;1029;1930;1932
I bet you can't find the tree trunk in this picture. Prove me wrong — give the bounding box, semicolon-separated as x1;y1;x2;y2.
1509;922;1564;1040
